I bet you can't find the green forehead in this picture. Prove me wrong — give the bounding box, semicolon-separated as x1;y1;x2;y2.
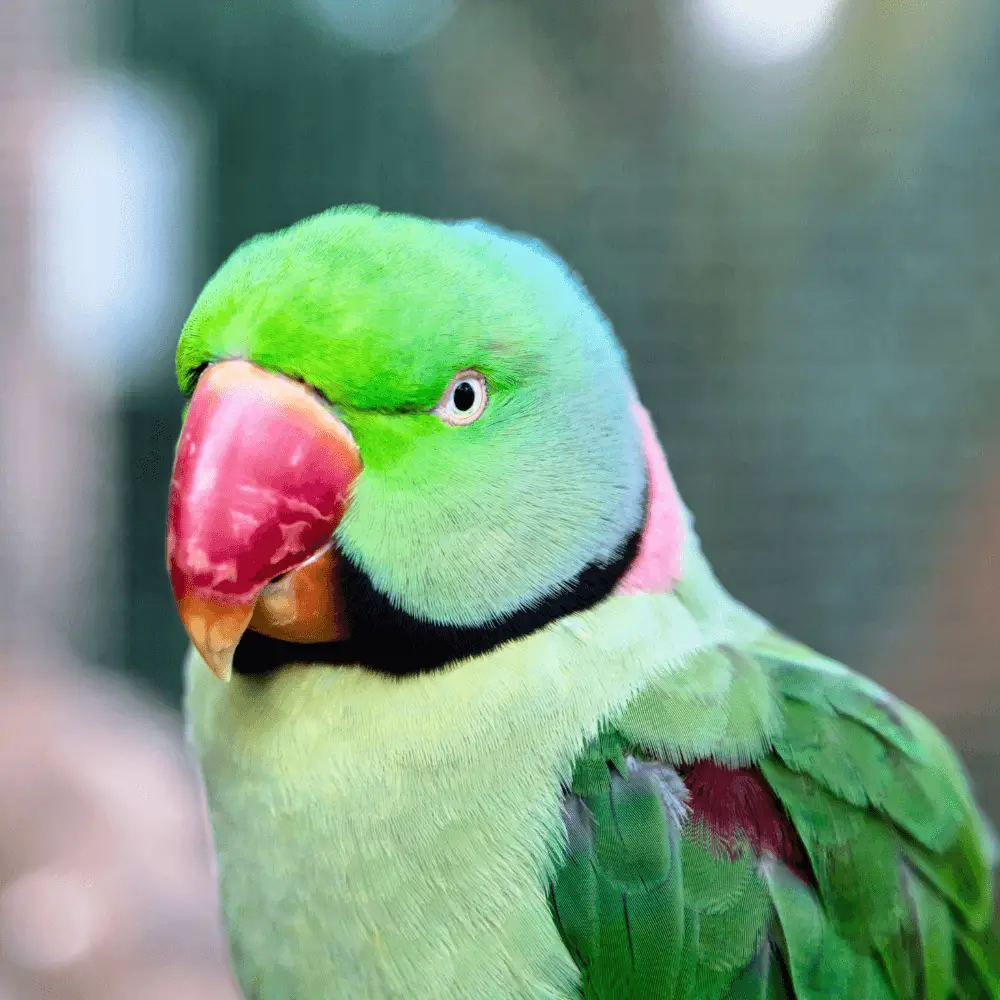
176;207;621;409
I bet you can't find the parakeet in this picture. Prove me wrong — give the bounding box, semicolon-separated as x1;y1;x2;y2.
166;205;1000;1000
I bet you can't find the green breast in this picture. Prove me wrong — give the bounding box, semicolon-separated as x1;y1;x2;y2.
186;573;761;1000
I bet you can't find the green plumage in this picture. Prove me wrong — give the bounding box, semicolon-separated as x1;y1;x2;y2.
176;206;999;1000
551;619;1000;999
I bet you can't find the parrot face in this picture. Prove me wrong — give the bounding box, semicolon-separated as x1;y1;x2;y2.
167;206;648;680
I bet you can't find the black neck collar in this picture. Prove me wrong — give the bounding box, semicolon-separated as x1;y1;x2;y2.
233;504;646;678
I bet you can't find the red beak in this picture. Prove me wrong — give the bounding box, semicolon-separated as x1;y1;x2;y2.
166;360;362;680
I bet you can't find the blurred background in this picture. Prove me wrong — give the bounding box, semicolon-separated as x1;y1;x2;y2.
2;0;999;995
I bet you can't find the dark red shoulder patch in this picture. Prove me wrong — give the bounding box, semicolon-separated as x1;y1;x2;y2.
680;759;814;883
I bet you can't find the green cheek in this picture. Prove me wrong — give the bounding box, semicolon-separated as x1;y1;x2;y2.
344;411;437;472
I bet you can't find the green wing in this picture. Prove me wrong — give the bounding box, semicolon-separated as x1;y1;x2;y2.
549;627;1000;1000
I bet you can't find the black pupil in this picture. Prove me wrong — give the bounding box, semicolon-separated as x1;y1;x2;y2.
453;381;476;412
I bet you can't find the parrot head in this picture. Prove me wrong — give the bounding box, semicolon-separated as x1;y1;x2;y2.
167;206;685;680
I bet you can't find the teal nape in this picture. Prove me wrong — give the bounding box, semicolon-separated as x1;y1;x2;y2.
163;205;1000;1000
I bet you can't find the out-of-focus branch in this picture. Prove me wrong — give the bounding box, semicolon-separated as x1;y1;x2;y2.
0;0;126;661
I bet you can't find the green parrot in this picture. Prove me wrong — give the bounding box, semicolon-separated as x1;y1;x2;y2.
166;205;1000;1000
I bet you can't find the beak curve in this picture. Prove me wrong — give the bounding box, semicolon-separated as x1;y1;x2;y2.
166;360;362;680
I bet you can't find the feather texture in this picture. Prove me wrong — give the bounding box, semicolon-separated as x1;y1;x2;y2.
548;540;1000;999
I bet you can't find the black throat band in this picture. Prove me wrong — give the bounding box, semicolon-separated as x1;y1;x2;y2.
232;518;644;678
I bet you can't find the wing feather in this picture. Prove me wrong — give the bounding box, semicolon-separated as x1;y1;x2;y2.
549;625;1000;1000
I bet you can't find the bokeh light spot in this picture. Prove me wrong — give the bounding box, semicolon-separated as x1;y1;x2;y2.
690;0;844;64
0;868;105;970
305;0;458;54
31;73;200;388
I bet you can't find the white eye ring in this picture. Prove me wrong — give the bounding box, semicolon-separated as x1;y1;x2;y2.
435;370;488;426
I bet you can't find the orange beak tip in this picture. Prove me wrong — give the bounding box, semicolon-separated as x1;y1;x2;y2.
201;647;235;684
178;592;254;683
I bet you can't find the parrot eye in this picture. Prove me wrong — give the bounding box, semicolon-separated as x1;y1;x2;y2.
435;370;488;426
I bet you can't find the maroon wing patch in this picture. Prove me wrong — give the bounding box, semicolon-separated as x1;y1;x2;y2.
680;759;814;883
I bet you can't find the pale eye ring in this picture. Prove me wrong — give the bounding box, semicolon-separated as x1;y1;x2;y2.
435;370;488;426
